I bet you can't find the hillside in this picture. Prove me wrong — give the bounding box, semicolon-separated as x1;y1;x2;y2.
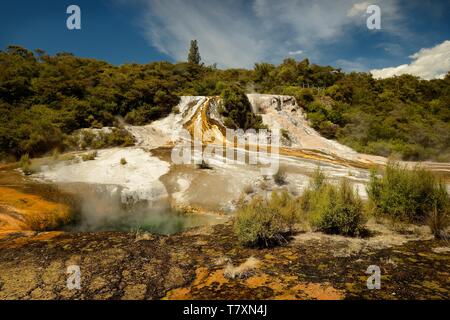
1;45;450;162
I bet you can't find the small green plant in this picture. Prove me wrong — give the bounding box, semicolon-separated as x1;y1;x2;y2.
300;167;326;212
427;203;449;240
19;154;33;175
52;148;60;161
280;129;291;141
120;158;127;165
82;151;97;161
311;166;326;190
273;169;287;185
234;191;300;247
172;106;180;114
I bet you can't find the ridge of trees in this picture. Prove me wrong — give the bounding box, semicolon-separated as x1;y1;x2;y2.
1;45;449;161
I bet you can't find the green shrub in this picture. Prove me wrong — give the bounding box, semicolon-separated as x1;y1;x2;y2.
280;129;291;141
172;106;180;114
125;105;167;125
106;128;135;147
234;191;300;247
81;131;95;149
301;168;366;236
299;168;325;212
270;191;301;232
367;162;450;223
220;85;266;130
308;179;366;236
311;167;326;190
71;128;135;151
120;158;127;165
19;154;33;175
81;151;97;161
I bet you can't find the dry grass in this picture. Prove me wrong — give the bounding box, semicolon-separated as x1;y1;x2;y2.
223;257;260;280
427;206;449;240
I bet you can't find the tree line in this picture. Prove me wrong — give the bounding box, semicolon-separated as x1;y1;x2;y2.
1;44;449;161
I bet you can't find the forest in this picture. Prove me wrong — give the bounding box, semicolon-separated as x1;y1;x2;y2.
1;45;449;161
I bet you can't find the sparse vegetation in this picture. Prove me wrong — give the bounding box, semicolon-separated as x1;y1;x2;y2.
172;106;180;114
73;128;135;151
52;149;60;161
280;129;291;142
19;153;32;175
120;158;127;165
81;151;97;162
234;191;300;247
427;205;449;240
367;162;450;224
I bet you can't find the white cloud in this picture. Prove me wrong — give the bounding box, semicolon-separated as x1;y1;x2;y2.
130;0;404;68
288;50;304;55
370;40;450;80
139;0;264;68
347;1;371;17
376;42;404;56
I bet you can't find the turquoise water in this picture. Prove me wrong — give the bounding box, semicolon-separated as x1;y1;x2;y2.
59;182;225;235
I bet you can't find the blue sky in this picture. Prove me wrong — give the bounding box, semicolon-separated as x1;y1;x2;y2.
1;0;449;78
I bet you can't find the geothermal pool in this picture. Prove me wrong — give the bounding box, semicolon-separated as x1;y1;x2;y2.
57;182;226;234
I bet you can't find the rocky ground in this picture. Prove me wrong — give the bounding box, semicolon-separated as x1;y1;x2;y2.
0;220;449;300
1;94;449;300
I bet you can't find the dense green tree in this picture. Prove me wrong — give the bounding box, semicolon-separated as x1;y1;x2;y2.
188;40;201;65
220;85;265;130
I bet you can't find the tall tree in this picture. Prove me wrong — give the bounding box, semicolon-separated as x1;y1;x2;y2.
188;40;201;65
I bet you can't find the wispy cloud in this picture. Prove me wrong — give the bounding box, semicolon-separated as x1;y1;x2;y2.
139;0;264;68
288;50;304;56
347;1;372;17
335;58;368;72
131;0;405;68
371;40;450;80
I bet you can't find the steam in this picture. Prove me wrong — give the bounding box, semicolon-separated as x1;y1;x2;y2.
60;183;219;235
